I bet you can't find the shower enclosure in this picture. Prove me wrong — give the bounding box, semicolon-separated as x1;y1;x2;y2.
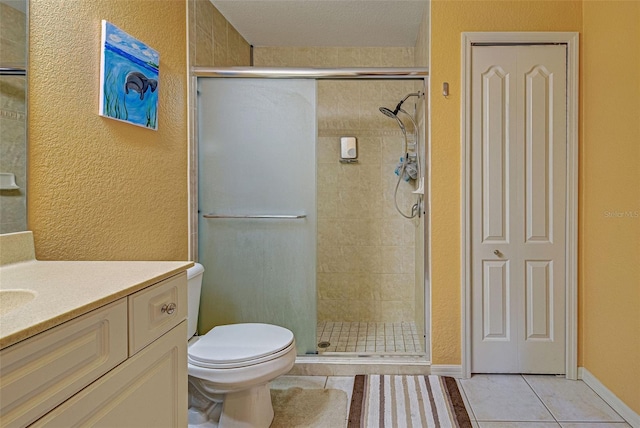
195;69;428;359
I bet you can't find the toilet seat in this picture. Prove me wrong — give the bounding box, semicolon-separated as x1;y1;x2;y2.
188;323;294;369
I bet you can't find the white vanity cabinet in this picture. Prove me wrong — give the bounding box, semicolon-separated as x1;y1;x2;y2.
31;321;186;427
0;271;188;428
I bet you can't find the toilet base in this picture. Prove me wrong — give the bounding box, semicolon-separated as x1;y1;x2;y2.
188;379;274;428
219;383;274;428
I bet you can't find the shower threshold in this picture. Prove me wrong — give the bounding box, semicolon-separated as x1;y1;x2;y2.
290;354;430;376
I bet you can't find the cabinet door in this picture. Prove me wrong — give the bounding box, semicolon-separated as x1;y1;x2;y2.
32;322;187;428
0;299;128;428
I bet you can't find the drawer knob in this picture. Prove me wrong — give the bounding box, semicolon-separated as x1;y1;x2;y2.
161;303;177;315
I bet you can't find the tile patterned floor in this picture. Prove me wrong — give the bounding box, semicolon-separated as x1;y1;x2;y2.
458;374;631;427
316;321;423;354
270;374;633;428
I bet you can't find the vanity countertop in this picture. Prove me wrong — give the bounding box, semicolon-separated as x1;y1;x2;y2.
0;259;193;350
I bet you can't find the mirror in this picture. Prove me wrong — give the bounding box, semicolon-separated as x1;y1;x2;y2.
0;0;27;233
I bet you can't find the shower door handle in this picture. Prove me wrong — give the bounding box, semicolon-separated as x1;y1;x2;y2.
203;214;307;219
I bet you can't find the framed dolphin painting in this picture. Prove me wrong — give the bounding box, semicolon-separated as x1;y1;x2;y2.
99;20;159;130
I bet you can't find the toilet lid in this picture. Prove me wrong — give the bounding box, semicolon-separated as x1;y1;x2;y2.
188;323;294;367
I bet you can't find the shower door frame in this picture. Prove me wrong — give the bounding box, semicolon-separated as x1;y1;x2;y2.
190;67;431;362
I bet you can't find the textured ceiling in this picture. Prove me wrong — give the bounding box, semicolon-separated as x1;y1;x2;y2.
210;0;428;47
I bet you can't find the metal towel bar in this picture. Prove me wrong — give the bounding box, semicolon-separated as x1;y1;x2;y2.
203;214;306;219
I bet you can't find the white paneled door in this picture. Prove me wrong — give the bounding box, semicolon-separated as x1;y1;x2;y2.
471;45;567;373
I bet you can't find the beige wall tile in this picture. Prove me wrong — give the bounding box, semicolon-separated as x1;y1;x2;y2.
334;219;381;246
318;245;348;273
380;274;415;301
195;30;213;66
317;189;338;219
317;299;337;321
315;48;341;68
292;47;315;67
360;48;382;66
314;79;420;323
211;5;227;46
379;301;414;322
381;246;404;274
317;218;340;247
355;136;382;164
316;137;340;163
195;0;213;36
254;46;417;69
381;219;407;246
213;41;228;66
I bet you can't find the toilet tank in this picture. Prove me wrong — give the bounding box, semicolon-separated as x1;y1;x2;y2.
186;263;205;339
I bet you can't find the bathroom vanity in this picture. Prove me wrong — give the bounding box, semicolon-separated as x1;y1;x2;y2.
0;232;193;427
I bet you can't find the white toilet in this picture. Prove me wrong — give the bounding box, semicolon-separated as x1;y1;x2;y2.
186;263;296;428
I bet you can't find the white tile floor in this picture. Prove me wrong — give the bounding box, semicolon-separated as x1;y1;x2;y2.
458;374;631;427
316;321;424;354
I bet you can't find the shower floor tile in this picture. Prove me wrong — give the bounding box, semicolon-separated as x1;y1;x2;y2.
316;321;423;354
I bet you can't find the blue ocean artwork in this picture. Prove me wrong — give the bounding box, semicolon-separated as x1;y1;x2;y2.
99;20;159;130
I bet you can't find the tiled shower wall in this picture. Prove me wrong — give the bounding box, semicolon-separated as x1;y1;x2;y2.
188;0;251;68
315;79;419;322
0;3;27;233
254;48;421;322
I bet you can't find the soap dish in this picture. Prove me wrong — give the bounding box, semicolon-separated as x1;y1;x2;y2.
0;173;20;190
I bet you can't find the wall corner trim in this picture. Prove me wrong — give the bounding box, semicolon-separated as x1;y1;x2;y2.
578;367;640;427
431;365;463;378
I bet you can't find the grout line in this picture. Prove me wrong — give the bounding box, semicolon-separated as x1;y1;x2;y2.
456;378;479;422
522;374;560;423
317;321;423;354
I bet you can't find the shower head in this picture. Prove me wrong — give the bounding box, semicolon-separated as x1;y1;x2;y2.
379;107;397;118
379;106;406;133
380;92;422;119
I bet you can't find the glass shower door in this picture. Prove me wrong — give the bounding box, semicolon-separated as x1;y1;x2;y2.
197;78;317;355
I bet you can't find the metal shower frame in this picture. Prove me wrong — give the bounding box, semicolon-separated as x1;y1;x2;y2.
191;67;428;79
189;67;432;364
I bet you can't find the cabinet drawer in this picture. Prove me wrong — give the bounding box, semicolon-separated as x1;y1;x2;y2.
0;299;128;428
32;321;187;428
128;272;187;355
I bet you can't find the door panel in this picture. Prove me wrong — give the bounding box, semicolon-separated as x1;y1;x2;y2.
472;46;518;373
471;45;566;373
481;65;510;244
525;260;553;340
482;260;510;341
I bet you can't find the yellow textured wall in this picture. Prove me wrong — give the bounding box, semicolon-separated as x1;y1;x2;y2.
429;0;582;364
29;0;188;261
581;1;640;414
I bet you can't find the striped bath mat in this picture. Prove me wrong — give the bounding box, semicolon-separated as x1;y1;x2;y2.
348;375;472;428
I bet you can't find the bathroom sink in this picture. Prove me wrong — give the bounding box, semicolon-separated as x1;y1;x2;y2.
0;289;37;316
